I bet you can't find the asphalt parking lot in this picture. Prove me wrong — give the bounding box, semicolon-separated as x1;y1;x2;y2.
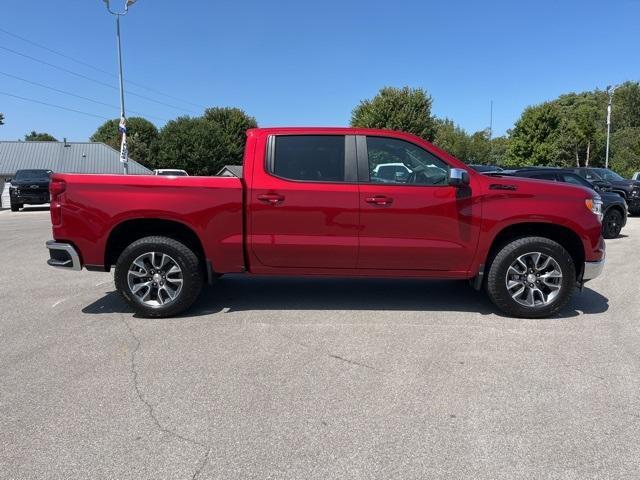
1;208;639;480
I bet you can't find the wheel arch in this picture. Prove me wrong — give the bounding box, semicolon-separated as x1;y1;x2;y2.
604;203;625;217
105;218;206;270
485;222;585;280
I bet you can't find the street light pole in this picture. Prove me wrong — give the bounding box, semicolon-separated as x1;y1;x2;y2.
102;0;137;175
605;84;619;170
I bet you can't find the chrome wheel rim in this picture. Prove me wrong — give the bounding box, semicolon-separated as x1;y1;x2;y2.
505;252;563;308
127;252;183;308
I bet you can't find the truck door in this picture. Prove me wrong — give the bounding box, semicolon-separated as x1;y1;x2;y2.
356;135;481;272
249;134;359;269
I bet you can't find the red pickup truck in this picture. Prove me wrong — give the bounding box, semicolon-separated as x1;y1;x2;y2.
46;128;605;318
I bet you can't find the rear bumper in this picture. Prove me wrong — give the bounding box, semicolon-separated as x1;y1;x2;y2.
583;256;605;281
46;241;82;271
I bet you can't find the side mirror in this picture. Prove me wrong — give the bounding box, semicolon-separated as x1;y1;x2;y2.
449;168;470;187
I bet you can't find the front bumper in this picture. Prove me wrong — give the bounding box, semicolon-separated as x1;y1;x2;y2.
583;256;605;281
11;191;50;204
46;241;82;271
627;196;640;210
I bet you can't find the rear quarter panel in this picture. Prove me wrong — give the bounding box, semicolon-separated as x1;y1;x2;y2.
51;174;244;272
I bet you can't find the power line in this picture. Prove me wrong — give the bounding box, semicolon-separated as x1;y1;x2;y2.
0;91;111;120
0;70;169;122
0;45;199;114
0;26;206;110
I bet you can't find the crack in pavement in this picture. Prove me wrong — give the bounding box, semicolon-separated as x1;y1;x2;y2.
273;328;383;373
120;315;212;479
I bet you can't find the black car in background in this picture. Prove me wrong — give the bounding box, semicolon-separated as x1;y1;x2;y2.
503;168;628;239
9;169;53;211
571;167;640;215
469;164;503;173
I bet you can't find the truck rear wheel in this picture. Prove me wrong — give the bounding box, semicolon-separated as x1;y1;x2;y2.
485;237;576;318
114;236;203;318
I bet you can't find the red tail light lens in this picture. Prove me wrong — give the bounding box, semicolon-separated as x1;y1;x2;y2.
50;179;66;198
50;179;66;226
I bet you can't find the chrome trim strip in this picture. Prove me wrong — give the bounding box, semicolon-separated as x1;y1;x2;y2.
46;241;82;271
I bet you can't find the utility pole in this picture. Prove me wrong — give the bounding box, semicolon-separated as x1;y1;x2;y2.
488;100;494;165
605;84;619;170
489;100;493;142
102;0;137;175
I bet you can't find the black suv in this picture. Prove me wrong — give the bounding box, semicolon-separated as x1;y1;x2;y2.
9;169;53;211
503;168;628;239
571;167;640;216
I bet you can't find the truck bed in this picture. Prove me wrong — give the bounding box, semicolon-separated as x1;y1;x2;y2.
50;174;245;272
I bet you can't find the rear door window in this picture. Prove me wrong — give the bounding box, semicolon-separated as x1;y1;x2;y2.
272;135;346;182
528;173;558;181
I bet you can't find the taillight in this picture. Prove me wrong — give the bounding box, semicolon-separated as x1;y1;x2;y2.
50;179;66;226
51;202;62;225
50;179;66;199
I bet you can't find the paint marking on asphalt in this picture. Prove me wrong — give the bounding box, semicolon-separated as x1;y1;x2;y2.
222;307;231;313
52;298;67;308
95;280;111;287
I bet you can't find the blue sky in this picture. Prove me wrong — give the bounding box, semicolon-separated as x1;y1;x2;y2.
0;0;638;141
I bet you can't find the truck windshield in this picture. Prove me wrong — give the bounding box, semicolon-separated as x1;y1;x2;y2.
593;168;624;182
15;170;53;181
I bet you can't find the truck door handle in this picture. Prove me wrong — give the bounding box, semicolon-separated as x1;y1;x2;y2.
258;193;285;205
365;195;394;206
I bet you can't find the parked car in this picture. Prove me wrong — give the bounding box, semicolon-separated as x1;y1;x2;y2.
371;163;412;182
45;128;605;319
571;167;640;215
153;169;189;176
9;169;53;211
469;164;503;173
504;168;627;239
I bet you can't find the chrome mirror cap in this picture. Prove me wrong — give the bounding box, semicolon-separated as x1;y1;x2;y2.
449;168;470;187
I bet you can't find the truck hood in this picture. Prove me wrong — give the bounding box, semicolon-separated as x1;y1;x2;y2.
608;179;640;190
482;175;595;199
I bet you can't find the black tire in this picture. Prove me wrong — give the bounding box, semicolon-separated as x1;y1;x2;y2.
485;237;576;318
602;209;623;239
114;236;203;318
629;207;640;217
10;202;20;212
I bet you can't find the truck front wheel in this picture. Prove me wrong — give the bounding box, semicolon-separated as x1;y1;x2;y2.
115;236;203;318
485;237;576;318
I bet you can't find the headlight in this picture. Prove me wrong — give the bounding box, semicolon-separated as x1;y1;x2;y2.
585;195;603;222
631;188;640;197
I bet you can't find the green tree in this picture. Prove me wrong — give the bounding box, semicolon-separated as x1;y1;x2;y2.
351;86;437;141
488;136;510;166
610;82;640;131
609;127;640;178
90;117;159;168
24;131;57;141
156;116;225;176
433;118;470;161
433;118;508;165
203;107;258;166
506;102;564;167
